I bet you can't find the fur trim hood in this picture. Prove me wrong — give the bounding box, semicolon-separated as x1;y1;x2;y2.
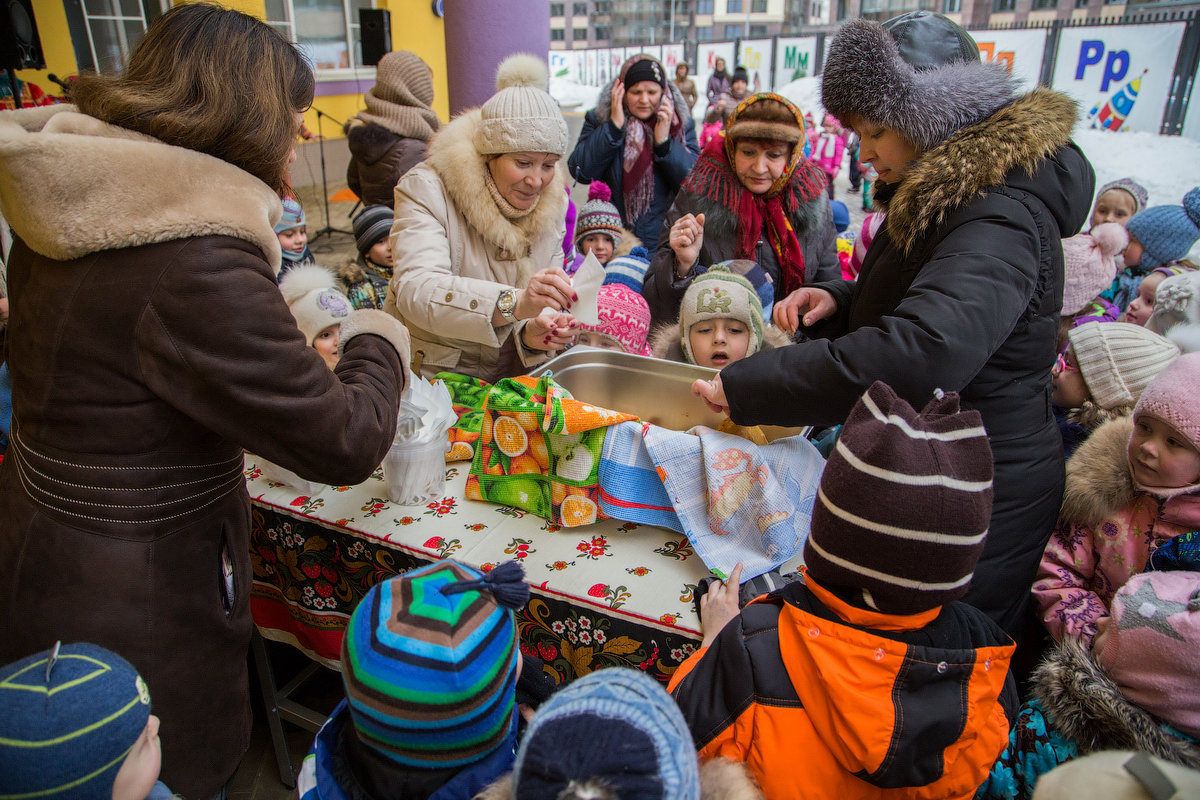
1032;637;1200;768
649;320;792;362
474;757;765;800
0;104;282;269
423;108;566;267
821;17;1018;154
879;88;1079;255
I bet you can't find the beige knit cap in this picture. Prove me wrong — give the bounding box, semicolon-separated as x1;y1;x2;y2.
358;50;440;141
475;53;568;156
1068;321;1180;409
279;265;353;346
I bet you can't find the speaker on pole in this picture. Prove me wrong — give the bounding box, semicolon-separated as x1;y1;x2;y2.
1;0;46;71
359;8;391;67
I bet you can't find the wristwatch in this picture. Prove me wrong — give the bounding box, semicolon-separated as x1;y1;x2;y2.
496;289;518;324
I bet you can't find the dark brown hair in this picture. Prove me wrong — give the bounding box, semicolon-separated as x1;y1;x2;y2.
71;3;314;193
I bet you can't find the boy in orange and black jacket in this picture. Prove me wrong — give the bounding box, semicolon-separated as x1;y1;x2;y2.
669;381;1019;800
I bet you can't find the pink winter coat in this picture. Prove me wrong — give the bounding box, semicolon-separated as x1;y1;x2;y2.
1033;416;1200;646
811;132;844;180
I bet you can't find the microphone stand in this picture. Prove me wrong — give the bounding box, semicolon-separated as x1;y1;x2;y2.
309;107;354;243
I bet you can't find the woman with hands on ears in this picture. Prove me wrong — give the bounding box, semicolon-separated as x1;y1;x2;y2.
643;93;839;326
387;54;578;381
568;54;699;248
695;11;1096;640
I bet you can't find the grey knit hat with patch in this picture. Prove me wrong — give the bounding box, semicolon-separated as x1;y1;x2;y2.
678;265;764;365
475;54;568;157
821;12;1017;153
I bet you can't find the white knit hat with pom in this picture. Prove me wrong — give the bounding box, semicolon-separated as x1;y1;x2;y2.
279;264;353;346
474;53;568;156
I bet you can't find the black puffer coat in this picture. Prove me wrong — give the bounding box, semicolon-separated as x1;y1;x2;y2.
721;88;1095;636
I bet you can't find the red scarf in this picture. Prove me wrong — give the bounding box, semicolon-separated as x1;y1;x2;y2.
684;134;826;295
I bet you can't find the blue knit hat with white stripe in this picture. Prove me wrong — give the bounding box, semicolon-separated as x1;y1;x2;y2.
804;381;994;615
0;642;153;798
341;559;529;768
512;667;701;800
602;246;651;293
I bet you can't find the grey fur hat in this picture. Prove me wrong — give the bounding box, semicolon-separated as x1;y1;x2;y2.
820;12;1018;153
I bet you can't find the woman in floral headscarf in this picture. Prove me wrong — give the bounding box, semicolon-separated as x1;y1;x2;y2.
569;53;699;247
643;93;840;325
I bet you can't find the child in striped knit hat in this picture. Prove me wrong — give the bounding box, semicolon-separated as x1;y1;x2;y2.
297;560;531;800
670;381;1016;800
566;181;640;274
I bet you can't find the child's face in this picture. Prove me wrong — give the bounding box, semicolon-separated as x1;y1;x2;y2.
277;225;307;254
1051;346;1089;408
111;715;161;800
689;318;750;368
367;237;393;268
574;330;627;352
1090;189;1138;229
580;233;614;264
314;325;340;370
1124;234;1145;270
1122;271;1165;326
1129;414;1200;489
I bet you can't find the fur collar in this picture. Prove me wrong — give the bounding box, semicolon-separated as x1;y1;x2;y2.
591;78;691;135
0;105;282;269
1033;637;1200;768
424;109;566;266
882;88;1077;254
649;320;792;361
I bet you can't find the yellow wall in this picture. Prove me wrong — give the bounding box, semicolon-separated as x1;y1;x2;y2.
15;0;448;135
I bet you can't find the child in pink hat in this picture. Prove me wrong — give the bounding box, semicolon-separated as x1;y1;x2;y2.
572;283;653;356
1035;352;1200;646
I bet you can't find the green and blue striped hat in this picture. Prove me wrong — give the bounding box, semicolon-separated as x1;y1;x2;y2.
0;642;152;799
341;560;528;768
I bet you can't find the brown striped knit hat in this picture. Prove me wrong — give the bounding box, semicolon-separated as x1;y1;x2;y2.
804;381;994;615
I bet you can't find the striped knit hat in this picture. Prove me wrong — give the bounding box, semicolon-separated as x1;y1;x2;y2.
805;381;994;615
574;182;623;251
0;642;152;798
341;560;528;768
603;246;651;293
353;205;394;259
1068;322;1180;410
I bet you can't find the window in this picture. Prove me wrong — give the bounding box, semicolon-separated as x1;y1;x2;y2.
727;0;743;11
574;2;588;14
550;2;564;16
992;0;1015;10
837;0;848;18
594;25;609;38
594;0;610;12
573;27;589;39
695;24;712;39
943;0;961;10
77;0;154;74
1032;0;1056;8
752;0;768;10
265;0;376;70
1074;0;1089;7
697;0;715;12
551;28;565;39
750;23;767;34
724;23;743;37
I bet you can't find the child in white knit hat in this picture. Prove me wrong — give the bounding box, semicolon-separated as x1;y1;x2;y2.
279;265;354;370
1052;321;1195;457
649;264;788;369
1036;352;1200;647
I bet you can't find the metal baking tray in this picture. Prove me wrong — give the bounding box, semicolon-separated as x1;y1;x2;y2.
535;348;809;440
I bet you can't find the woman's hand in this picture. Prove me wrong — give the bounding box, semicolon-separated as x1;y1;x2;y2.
522;311;576;353
669;213;706;277
700;562;743;648
773;287;837;334
654;92;674;145
517;268;577;320
692;374;729;415
609;81;625;128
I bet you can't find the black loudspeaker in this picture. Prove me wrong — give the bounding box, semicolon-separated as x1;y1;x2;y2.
360;8;391;67
1;0;46;70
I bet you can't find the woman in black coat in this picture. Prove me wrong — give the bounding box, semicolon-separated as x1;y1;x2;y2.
693;12;1095;639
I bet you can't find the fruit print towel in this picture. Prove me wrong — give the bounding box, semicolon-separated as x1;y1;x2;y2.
465;374;637;528
642;424;825;581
